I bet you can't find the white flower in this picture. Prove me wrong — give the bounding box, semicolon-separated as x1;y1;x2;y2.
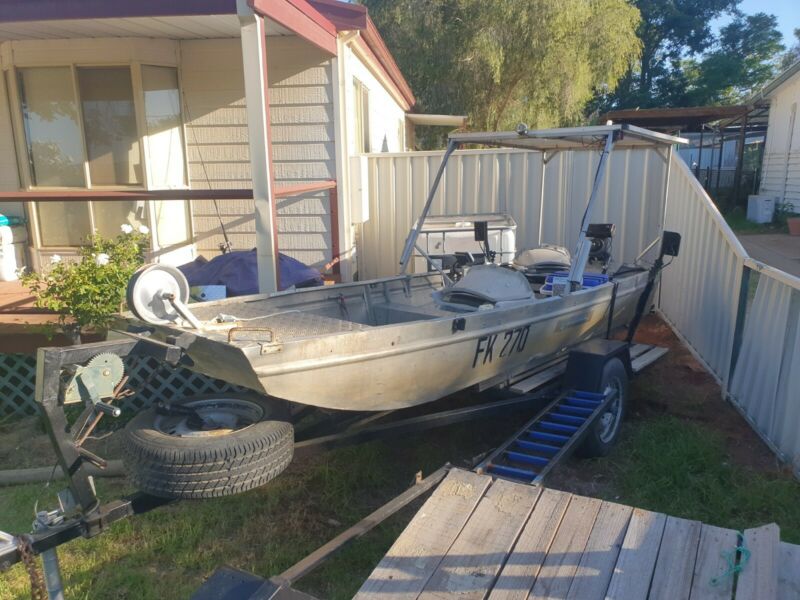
95;253;110;266
120;224;134;234
50;254;62;264
138;225;149;235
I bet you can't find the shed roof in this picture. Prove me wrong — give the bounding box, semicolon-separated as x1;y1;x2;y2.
448;124;687;151
600;105;756;132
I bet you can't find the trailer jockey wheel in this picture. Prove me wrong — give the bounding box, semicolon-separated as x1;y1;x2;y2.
578;358;627;458
123;393;293;499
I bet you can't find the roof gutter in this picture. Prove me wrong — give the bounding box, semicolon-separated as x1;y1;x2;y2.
747;59;800;104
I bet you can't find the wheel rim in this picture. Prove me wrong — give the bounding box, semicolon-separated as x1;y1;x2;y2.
154;398;264;438
598;376;624;444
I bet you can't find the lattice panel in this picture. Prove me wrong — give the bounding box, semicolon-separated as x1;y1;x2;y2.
0;353;247;417
0;354;38;416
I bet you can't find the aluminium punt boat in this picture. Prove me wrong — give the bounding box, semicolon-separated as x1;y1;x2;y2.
122;124;686;412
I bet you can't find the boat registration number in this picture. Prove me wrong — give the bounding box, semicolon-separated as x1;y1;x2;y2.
472;325;531;368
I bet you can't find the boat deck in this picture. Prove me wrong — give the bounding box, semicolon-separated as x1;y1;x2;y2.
356;468;800;599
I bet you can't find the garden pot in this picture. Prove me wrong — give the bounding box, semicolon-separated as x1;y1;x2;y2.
63;324;82;345
788;217;800;236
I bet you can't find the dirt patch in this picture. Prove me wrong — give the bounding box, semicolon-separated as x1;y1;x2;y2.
550;314;785;495
626;315;781;474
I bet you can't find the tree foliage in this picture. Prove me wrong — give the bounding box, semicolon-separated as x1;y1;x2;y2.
781;28;800;70
362;0;640;143
599;1;786;110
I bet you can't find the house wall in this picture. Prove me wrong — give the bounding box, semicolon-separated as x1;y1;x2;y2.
760;72;800;211
181;36;336;267
344;42;407;154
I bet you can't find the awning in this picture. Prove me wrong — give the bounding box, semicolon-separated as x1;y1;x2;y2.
407;114;468;128
448;124;687;151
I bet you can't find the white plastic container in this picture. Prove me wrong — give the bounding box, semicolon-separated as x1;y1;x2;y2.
0;224;27;281
746;195;775;224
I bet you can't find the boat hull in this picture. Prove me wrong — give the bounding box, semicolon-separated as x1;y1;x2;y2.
125;270;649;411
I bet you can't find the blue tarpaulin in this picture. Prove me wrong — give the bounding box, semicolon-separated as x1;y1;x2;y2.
179;250;323;296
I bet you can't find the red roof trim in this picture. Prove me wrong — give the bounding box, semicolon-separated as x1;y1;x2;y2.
305;0;367;31
0;0;237;23
362;16;415;107
308;0;415;108
249;0;337;56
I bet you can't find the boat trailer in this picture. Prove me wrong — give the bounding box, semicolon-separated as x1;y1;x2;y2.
0;326;667;597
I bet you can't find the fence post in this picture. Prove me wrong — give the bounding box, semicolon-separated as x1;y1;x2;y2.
727;262;751;395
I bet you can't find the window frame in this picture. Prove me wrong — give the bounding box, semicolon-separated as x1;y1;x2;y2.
353;78;371;154
5;59;193;252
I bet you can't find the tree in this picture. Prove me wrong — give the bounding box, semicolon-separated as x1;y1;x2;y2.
780;28;800;70
683;13;785;105
362;0;641;145
600;0;739;110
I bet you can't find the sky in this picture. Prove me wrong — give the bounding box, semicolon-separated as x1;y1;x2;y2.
711;0;799;46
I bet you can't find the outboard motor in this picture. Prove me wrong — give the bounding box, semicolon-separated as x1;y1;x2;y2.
586;223;615;273
513;244;571;286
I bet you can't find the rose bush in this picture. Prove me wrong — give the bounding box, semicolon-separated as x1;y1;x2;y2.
20;227;149;342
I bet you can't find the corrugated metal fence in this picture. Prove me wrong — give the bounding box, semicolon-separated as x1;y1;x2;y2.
360;148;669;279
361;149;800;475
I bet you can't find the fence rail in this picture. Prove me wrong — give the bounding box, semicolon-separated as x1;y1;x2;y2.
659;158;800;476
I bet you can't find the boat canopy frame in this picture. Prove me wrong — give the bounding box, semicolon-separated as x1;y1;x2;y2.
399;124;687;292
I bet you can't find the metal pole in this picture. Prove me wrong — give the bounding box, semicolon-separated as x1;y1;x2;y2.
399;140;458;273
732;113;748;208
566;132;615;291
696;126;704;178
715;130;724;197
34;513;65;600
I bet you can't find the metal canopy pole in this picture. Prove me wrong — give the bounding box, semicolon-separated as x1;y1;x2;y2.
399;140;458;274
566;132;616;292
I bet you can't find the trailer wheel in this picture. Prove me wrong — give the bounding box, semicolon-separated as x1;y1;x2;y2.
123;393;293;499
577;358;627;458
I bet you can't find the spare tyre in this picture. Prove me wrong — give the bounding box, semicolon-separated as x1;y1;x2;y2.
123;393;293;499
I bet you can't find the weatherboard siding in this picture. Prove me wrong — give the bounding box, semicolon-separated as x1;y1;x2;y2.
760;72;800;212
181;37;335;266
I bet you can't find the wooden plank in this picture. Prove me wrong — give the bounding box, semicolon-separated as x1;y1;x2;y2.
778;542;800;599
355;469;492;599
418;479;541;599
689;524;739;600
564;501;633;600
528;495;602;600
735;524;779;600
649;516;702;600
631;346;669;373
509;361;566;394
488;488;571;600
604;508;667;599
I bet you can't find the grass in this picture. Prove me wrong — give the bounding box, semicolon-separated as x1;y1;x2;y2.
723;207;786;235
588;416;800;543
3;414;798;600
0;410;526;600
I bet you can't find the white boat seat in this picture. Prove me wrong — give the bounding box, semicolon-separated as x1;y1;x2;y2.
435;264;534;309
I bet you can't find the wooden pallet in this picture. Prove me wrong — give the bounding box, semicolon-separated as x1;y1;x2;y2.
356;469;799;599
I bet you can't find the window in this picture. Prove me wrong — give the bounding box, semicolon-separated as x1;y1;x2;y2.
18;67;85;187
142;66;190;246
77;67;142;186
354;79;370;153
15;64;190;248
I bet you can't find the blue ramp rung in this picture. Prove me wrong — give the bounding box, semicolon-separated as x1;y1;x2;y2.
538;420;579;434
504;451;550;467
556;404;594;417
487;464;537;481
549;413;586;426
528;430;569;445
564;398;601;409
571;390;605;400
513;440;560;455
